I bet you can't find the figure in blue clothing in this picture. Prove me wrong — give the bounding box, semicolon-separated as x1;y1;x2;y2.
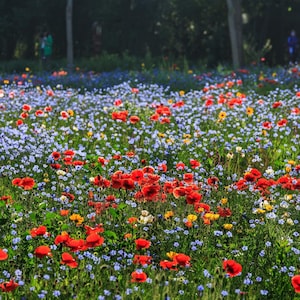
288;29;299;64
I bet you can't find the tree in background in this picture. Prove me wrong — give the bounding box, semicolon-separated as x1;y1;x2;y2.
66;0;74;71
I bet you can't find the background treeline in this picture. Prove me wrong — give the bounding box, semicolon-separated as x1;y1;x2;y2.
0;0;300;69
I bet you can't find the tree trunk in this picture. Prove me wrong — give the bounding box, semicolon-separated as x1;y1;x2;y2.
66;0;74;72
226;0;243;69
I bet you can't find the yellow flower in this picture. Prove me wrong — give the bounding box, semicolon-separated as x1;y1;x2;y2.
264;204;273;211
166;138;174;144
166;251;177;260
25;67;30;72
223;223;233;230
100;133;106;139
67;109;74;117
183;133;191;138
218;111;227;120
188;70;193;74
3;80;9;85
179;90;185;96
204;213;220;221
167;99;173;104
70;213;84;225
157;132;165;138
187;214;197;222
246;107;254;116
288;160;296;165
284;194;293;201
183;139;191;145
87;131;93;137
221;198;228;205
254;208;265;214
285;166;291;173
164;211;174;219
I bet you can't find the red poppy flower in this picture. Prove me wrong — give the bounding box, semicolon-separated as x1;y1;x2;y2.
142;166;155;174
173;186;186;198
0;249;8;260
173;253;191;267
223;259;242;277
84;224;104;235
131;169;144;182
194;202;211;213
135;238;151;250
20;112;29;119
114;99;123;106
133;255;152;265
292;275;300;293
64;149;75;156
244;172;256;182
159;260;178;270
183;173;194;183
0;279;19;292
272;101;282;108
122;178;135;190
30;225;48;237
158;163;168;172
22;104;31;111
60;111;69;119
141;184;160;200
131;270;147;283
35;109;44;116
61;252;78;268
16;119;24;126
85;233;104;248
65;238;86;252
176;162;185;170
262;121;272;129
277;119;288;127
217;206;232;217
51;151;61;160
20;177;35;190
185;192;202;205
34;245;52;258
54;232;71;245
1;195;12;204
129;115;140;124
207;176;219;187
150;113;159;121
190;159;201;169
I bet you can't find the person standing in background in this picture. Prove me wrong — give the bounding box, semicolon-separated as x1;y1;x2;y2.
288;29;299;65
44;32;53;69
92;21;102;56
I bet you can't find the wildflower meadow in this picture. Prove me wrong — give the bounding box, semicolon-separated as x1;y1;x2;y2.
0;67;300;299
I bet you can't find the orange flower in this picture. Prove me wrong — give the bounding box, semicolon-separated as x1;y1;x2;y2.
124;233;132;239
34;245;52;258
60;209;69;216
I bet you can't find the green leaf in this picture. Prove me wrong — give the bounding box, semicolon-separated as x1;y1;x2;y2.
103;230;118;240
